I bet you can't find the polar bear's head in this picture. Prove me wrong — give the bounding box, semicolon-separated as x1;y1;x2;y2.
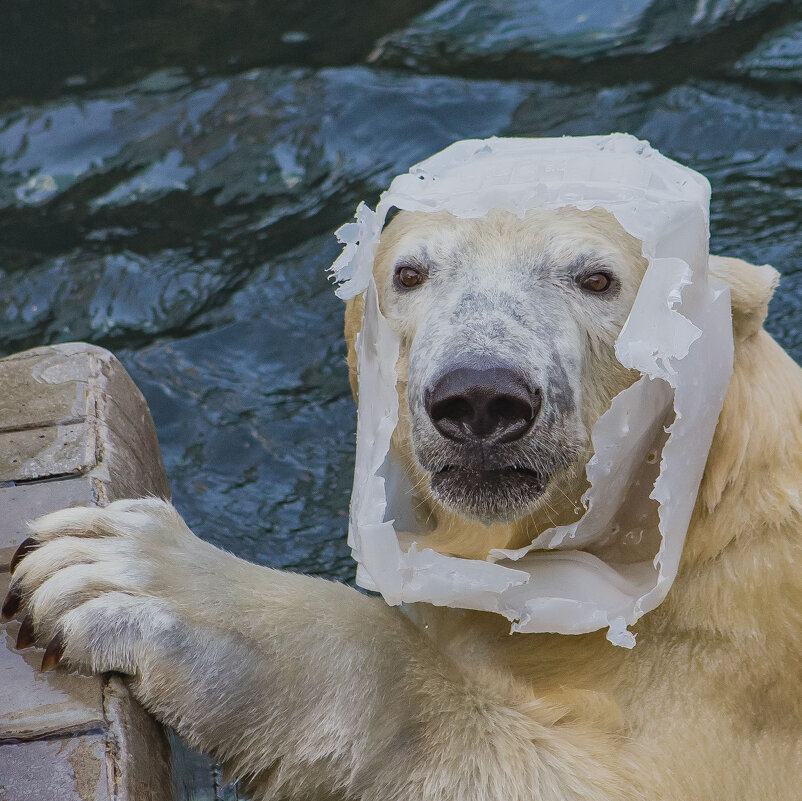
346;206;650;554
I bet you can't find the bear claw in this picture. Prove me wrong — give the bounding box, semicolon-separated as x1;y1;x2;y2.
10;537;39;574
42;633;65;672
16;614;36;650
1;585;22;622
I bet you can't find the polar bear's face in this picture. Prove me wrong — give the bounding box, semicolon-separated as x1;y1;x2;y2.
372;207;648;526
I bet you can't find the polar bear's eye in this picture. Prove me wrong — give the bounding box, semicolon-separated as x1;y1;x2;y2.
578;271;613;293
394;262;427;290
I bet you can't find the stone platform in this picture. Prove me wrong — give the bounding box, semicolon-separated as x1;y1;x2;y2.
0;343;226;801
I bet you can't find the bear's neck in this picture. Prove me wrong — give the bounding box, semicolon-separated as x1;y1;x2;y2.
655;329;802;642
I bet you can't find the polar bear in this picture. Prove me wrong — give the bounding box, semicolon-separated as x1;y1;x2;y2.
3;206;802;801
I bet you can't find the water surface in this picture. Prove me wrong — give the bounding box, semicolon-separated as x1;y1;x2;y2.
1;0;801;580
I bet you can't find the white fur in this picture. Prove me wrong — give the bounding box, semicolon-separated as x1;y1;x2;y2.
9;210;802;800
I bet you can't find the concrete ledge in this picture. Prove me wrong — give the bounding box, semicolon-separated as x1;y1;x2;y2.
0;343;199;800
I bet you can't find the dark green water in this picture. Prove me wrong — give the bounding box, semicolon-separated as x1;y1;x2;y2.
1;0;801;585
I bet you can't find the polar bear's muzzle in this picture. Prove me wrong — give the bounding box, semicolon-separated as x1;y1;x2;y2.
410;344;582;523
422;364;548;521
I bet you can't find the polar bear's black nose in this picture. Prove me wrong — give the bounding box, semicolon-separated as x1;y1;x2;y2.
425;367;541;444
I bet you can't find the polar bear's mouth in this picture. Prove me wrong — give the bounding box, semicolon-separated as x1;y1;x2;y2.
430;465;546;522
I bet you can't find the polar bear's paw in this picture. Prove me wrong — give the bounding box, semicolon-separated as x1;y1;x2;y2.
1;498;191;675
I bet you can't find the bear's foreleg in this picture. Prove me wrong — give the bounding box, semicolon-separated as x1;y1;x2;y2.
3;498;637;801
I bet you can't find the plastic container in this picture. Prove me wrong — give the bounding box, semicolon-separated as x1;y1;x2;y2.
330;134;733;647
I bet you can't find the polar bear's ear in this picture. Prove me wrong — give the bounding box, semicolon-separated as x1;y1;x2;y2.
344;292;365;402
708;256;780;341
